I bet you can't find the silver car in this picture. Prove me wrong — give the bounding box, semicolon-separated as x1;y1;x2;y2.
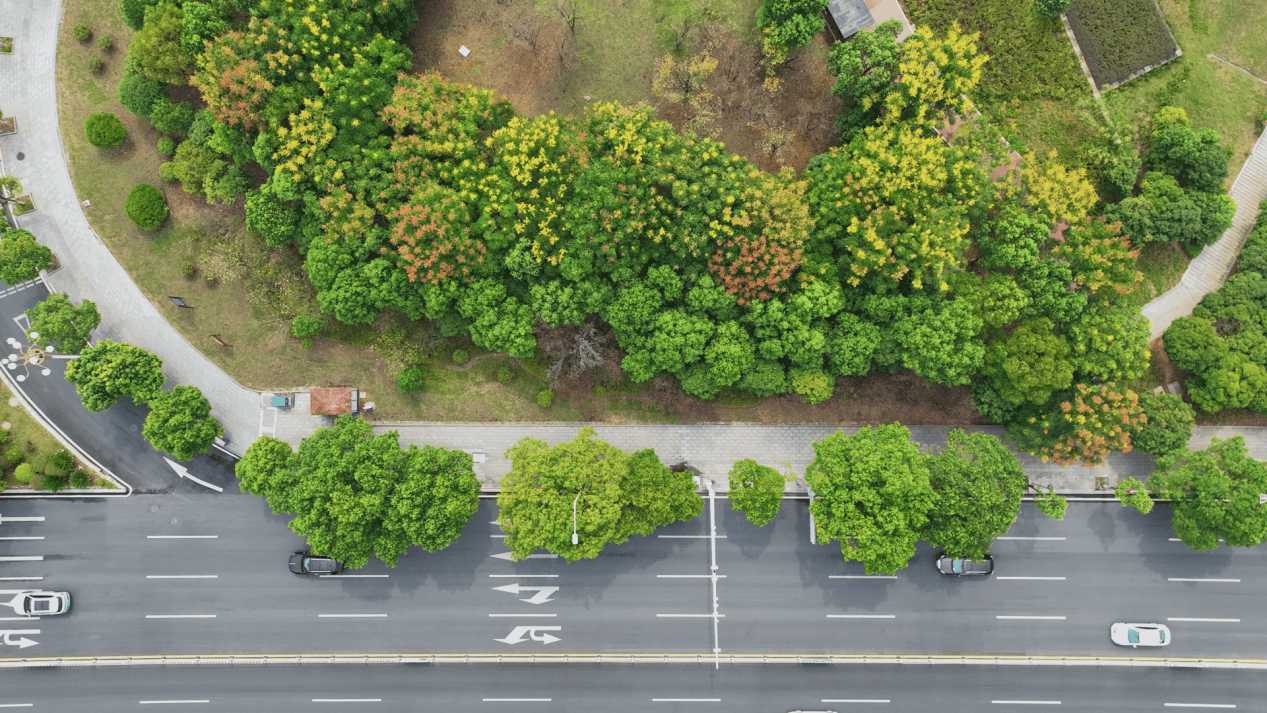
1111;622;1170;647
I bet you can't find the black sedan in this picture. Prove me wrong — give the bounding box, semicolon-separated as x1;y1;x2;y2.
289;552;343;575
936;553;994;576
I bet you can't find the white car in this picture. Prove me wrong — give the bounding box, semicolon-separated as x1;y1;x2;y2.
1111;622;1170;647
4;591;71;617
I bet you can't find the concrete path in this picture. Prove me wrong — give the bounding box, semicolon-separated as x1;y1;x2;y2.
1141;126;1267;339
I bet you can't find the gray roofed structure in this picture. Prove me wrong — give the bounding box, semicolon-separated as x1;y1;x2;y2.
826;0;876;40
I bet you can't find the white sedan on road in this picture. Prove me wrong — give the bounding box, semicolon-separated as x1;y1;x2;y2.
4;590;71;616
1111;622;1170;647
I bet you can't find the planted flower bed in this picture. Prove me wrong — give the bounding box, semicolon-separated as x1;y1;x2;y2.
1066;0;1181;90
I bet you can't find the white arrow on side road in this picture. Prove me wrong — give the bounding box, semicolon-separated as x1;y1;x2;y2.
490;552;558;561
2;630;39;648
163;458;224;493
495;626;561;645
491;583;559;605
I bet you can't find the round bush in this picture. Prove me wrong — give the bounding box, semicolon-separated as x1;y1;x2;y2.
536;389;555;408
180;259;196;278
300;338;313;350
85;112;127;148
158;161;179;182
42;473;67;493
496;367;513;383
116;71;164;117
125;183;169;230
69;470;90;489
397;365;425;393
98;35;113;51
290;315;323;339
5;447;23;465
13;463;34;483
452;349;468;364
89;55;103;73
157;136;176;157
73;23;91;42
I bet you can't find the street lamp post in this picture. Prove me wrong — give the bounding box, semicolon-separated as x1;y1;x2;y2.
572;492;581;545
5;333;54;382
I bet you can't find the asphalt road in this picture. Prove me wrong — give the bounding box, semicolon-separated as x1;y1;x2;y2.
0;278;238;494
2;495;1263;659
2;663;1263;712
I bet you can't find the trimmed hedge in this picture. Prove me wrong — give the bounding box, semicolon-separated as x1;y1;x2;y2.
84;112;127;148
125;183;169;230
1066;0;1179;88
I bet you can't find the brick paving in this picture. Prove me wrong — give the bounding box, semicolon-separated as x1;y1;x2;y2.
3;0;1266;496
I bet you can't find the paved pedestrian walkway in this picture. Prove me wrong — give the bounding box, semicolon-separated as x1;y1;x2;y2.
1141;125;1267;339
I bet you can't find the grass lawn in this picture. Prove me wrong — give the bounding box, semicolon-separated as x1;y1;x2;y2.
1;380;108;491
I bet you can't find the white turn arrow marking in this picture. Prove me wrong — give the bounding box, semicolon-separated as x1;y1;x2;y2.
491;583;560;605
163;458;224;493
490;552;558;560
495;625;561;645
1;629;39;648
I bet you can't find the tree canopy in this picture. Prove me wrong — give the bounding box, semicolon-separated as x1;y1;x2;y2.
1150;436;1267;550
64;340;166;411
924;429;1026;561
236;416;479;568
0;229;52;284
26;293;100;355
727;459;785;526
142;385;222;461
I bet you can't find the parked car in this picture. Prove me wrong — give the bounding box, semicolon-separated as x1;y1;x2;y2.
936;553;994;576
289;551;343;575
5;591;71;616
1111;623;1170;647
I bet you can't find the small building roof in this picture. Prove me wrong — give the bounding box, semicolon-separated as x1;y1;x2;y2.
827;0;876;40
310;387;353;416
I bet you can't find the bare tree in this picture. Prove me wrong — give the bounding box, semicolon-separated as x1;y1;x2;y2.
657;0;718;52
514;17;543;56
554;0;581;33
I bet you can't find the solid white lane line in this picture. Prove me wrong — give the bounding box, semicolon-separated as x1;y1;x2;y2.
1168;578;1240;583
996;616;1066;620
658;575;727;578
0;516;43;522
312;699;381;703
657;535;727;539
652;699;721;703
1164;705;1236;709
992;701;1060;705
147;536;218;539
0;617;40;621
145;615;216;619
829;575;897;580
320;575;389;578
0;577;43;581
0;705;34;708
656;614;725;618
491;535;505;538
1168;618;1241;623
996;537;1066;541
318;614;387;618
827;615;896;619
483;699;551;702
0;537;44;541
488;614;557;617
1170;538;1223;543
0;556;43;562
139;701;209;705
146;575;218;579
823;700;889;704
997;577;1067;581
488;574;559;578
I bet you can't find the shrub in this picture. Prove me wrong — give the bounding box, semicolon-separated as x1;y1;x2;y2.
69;470;90;489
13;463;34;483
42;473;67;493
0;480;5;493
452;349;468;364
116;71;164;117
1065;0;1180;88
245;189;299;247
148;97;195;134
536;389;555;408
119;0;161;31
0;430;9;445
89;56;103;73
98;35;113;51
157;136;177;157
397;365;425;393
50;451;75;471
497;367;513;383
4;447;22;465
125;183;168;229
790;368;834;405
301;338;313;350
84;112;127;148
290;315;323;339
73;23;91;42
1036;0;1071;17
158;162;178;182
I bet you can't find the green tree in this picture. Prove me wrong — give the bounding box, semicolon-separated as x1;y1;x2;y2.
727;459;785;526
1144;106;1230;194
826;20;902;140
1150;436;1267;550
148;97;195;135
0;228;52;284
497;427;702;561
925;429;1026;561
119;0;161;31
894;300;985;386
756;0;828;49
84;112;128;148
179;1;227;54
115;71;165;117
806;424;935;574
130;3;195;84
26;293;101;355
142;385;222;461
982;318;1074;406
1134;393;1195;456
1114;476;1154;515
236;417;480;567
64;340;166;411
1033;487;1068;520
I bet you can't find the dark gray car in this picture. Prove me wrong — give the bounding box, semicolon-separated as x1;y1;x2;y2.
936;553;994;576
289;552;343;575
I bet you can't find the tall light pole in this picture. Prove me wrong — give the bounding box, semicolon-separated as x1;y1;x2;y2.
571;492;581;545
